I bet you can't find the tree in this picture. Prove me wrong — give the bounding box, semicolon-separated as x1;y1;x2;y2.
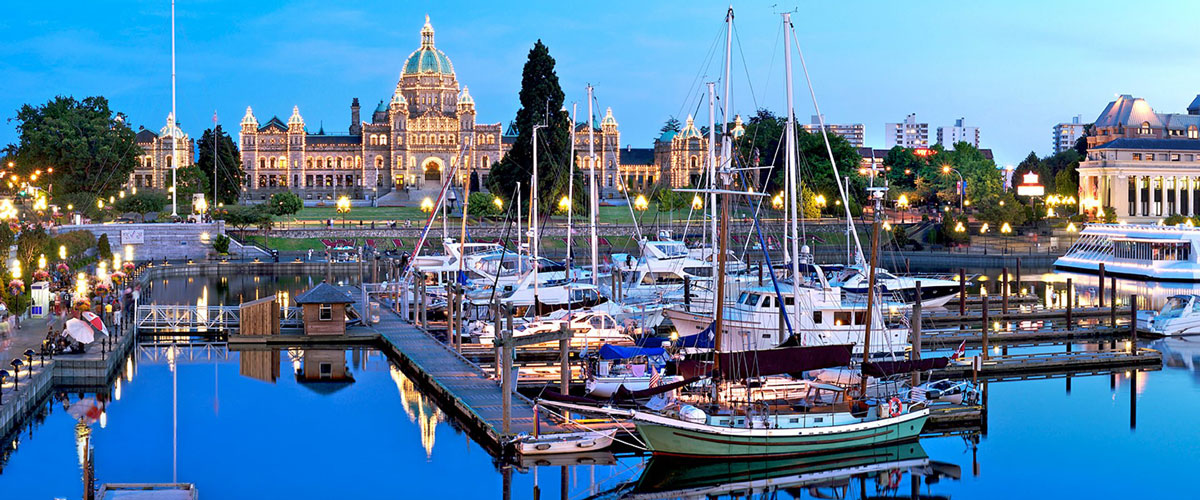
174;164;209;211
486;40;583;215
97;233;112;259
6;96;140;198
466;192;502;218
659;117;682;136
267;191;303;216
114;192;168;219
736;109;862;208
977;193;1028;227
195;125;246;205
15;226;50;270
0;223;14;251
216;205;271;231
212;234;231;254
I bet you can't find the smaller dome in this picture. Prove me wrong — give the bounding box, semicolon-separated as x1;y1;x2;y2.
601;107;617;128
287;106;304;126
241;106;257;126
375;100;389;113
160;112;184;139
679;115;702;140
731;115;745;139
392;92;408;106
459;86;474;105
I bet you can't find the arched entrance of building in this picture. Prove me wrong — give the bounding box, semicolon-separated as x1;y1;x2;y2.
422;158;443;188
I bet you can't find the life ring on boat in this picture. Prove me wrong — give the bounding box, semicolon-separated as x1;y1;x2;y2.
886;469;901;489
888;397;902;416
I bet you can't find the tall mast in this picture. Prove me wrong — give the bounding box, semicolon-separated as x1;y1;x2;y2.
859;188;884;396
717;7;732;260
587;85;598;285
170;0;178;217
212;111;218;211
568;103;576;278
532;120;544;307
713;6;734;373
516;182;522;275
783;13;803;341
706;83;718;284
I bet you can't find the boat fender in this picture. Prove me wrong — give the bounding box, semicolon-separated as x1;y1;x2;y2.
888;397;902;416
679;405;707;424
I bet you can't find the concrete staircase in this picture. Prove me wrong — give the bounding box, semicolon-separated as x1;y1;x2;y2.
376;189;411;207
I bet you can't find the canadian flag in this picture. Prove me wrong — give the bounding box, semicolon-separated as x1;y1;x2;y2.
950;340;967;360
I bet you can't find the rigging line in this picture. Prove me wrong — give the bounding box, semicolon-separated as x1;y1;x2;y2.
591;92;642;243
731;22;761;114
790;23;864;267
675;24;727;127
734;166;794;339
486;185;519;307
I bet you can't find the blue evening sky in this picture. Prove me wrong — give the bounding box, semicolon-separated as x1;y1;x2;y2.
2;0;1199;165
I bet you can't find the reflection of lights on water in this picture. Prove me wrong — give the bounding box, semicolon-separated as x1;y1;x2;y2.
390;365;442;460
75;421;91;467
125;356;134;382
100;411;107;429
115;377;122;401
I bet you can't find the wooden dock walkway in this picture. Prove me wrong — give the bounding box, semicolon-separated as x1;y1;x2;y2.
930;348;1160;381
371;301;564;452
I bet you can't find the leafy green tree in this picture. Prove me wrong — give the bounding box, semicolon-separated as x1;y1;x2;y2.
801;190;822;219
114;192;168;218
97;233;112;259
653;186;689;211
736;110;862;208
174;164;209;211
0;223;13;251
212;234;231;254
977;193;1028;227
487;40;584;215
6;96;141;198
216;205;271;231
15;226;50;271
195;125;245;205
267;191;303;216
467;192;502;218
52;230;95;259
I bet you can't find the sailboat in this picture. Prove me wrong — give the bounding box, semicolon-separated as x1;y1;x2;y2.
545;10;928;459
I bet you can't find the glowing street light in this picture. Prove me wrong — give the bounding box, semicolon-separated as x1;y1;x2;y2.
492;196;503;211
980;222;990;234
691;195;703;210
558;195;571;213
633;194;649;211
58;245;67;260
771;193;784;210
37;254;45;270
954;221;966;233
420;197;435;213
815;194;827;207
335;195;351;227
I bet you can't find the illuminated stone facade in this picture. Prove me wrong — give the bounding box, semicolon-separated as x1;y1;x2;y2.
130;113;194;191
237;16;505;202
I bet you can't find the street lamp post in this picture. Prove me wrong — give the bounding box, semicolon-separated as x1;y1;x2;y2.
942;165;964;211
1001;222;1012;254
336;196;350;228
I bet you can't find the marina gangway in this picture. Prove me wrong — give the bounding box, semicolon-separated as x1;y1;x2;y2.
135;304;304;333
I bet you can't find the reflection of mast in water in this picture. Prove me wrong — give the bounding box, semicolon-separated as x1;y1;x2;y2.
390;365;443;459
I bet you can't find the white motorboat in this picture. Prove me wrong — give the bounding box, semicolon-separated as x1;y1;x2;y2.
613;239;750;301
475;309;633;349
1055;223;1200;282
584;343;682;397
664;283;909;355
828;265;960;308
1138;294;1200;336
515;428;617;455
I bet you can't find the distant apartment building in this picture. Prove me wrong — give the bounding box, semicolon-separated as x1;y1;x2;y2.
801;115;865;147
1053;115;1087;154
936;117;980;149
884;113;929;149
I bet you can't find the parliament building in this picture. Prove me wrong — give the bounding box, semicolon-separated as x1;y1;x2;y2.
127;16;745;205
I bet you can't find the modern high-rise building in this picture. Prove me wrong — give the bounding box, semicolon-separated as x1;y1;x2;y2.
936;117;980;149
801;115;865;147
884;113;929;149
1053;115;1087;154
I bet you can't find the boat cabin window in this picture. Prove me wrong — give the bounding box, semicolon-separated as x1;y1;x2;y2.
683;267;713;277
1112;240;1190;261
854;311;867;325
834;311;852;326
879;272;897;280
763;295;774;308
813;311;823;324
1160;297;1190;319
740;293;762;306
589;315;613;330
570;288;598;302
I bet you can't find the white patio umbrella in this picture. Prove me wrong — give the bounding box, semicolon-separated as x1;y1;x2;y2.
65;318;95;344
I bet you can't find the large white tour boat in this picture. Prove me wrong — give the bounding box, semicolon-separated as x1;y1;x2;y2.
1054;223;1200;282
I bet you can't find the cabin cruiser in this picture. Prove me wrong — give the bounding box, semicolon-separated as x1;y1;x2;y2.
664;283;909;355
1137;294;1200;336
1055;223;1200;282
612;239;751;301
827;265;960;308
584;344;682;397
474;309;633;349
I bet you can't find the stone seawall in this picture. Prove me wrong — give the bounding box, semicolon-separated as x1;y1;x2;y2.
54;222;228;261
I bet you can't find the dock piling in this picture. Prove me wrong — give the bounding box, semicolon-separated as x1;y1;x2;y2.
981;295;990;361
559;323;570;395
1066;278;1074;332
1015;257;1021;294
501;325;514;436
1001;267;1009;314
1129;295;1138;354
683;276;691;310
1098;263;1106;308
1110;276;1117;328
911;281;922;387
958;268;966;316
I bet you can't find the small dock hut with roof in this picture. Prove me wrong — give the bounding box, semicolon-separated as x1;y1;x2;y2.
294;282;354;336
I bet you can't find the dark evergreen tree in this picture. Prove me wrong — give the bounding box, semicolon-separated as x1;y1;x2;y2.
660;117;682;134
486;40;582;215
196;125;246;205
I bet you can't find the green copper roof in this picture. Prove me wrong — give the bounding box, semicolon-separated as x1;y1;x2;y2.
403;47;454;76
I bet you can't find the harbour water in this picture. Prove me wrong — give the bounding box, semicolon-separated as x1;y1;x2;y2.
0;271;1197;498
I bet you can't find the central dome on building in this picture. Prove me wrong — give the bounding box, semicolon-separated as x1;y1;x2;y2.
402;15;454;76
